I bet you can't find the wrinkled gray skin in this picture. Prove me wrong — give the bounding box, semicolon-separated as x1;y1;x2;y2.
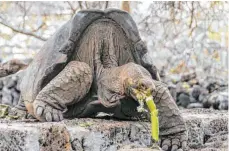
12;9;187;151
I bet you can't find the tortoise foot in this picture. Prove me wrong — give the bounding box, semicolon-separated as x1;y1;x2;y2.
160;130;188;151
33;100;63;122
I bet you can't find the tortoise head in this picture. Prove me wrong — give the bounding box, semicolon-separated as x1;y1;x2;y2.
124;78;155;101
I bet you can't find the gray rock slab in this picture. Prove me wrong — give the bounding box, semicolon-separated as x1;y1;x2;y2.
0;109;227;151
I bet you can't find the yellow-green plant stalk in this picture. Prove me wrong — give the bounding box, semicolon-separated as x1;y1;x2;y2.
145;96;159;142
134;88;159;142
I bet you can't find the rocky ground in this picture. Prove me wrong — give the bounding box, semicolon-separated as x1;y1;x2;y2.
161;71;228;111
0;73;21;106
0;108;227;151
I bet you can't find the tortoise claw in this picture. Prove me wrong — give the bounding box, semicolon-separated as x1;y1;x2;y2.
160;131;188;151
33;100;63;122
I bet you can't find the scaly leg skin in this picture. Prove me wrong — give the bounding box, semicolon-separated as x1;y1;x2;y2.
152;80;188;151
31;61;92;122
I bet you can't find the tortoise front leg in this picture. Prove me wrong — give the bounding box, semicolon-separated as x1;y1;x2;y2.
152;80;188;151
25;61;93;122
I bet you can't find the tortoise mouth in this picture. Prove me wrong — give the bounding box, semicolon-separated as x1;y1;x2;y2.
124;78;154;101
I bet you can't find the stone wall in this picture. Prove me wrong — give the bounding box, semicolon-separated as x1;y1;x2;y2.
0;109;227;151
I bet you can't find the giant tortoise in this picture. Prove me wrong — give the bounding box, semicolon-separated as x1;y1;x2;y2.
11;9;187;150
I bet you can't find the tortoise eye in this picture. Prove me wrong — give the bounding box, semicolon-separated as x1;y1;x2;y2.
140;84;146;90
138;81;147;91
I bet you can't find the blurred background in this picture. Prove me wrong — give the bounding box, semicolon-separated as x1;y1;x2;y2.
0;1;228;110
